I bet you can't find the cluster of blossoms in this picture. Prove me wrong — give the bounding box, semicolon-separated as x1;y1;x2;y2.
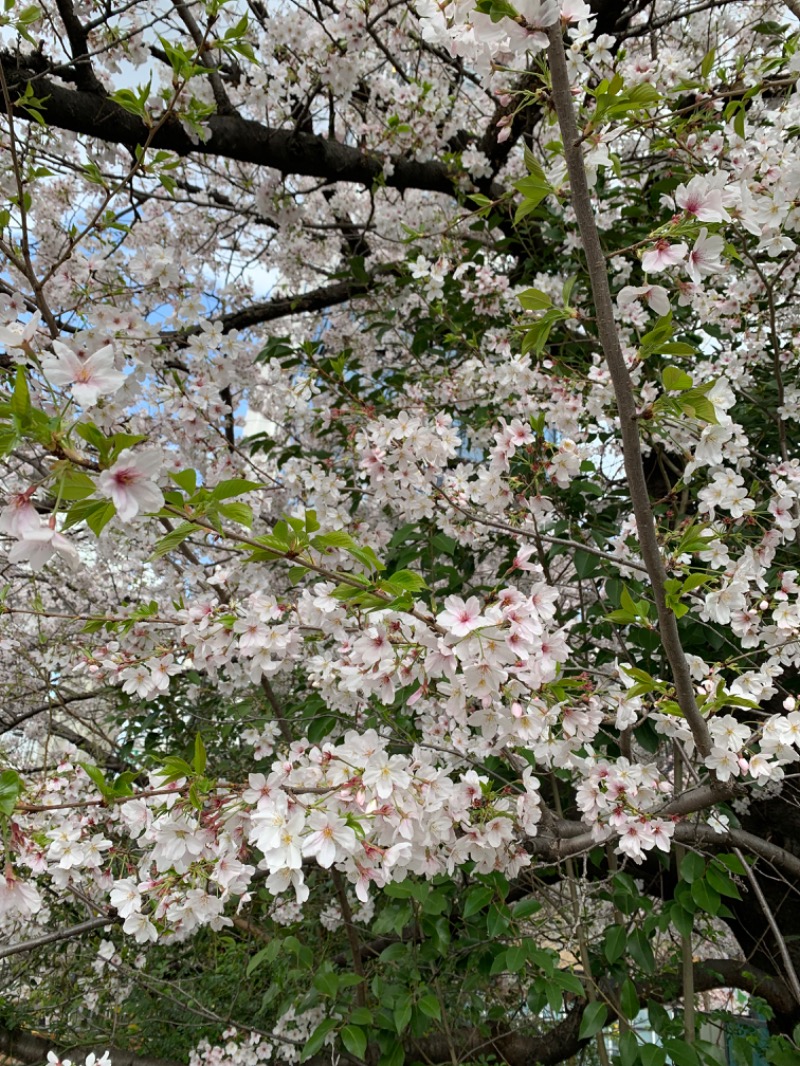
357;411;462;520
189;1009;334;1066
417;0;602;87
574;758;675;862
0;731;540;934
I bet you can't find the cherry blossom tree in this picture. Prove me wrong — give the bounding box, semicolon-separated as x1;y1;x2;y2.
2;0;800;1064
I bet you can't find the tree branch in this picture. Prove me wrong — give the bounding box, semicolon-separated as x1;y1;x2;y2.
0;915;115;961
545;23;712;759
0;51;482;197
162;263;402;342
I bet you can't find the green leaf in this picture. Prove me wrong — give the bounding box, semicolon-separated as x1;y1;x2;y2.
417;995;441;1020
377;1043;404;1066
662;366;693;392
669;903;694;939
394;997;413;1034
715;852;748;875
628;929;655;974
170;468;197;494
618;1030;639;1066
381;569;427;593
111;771;137;797
349;1008;373;1026
217;501;254;527
578;1001;608;1040
151;522;200;559
518;288;552;311
160;755;194;783
301;1019;337;1060
511;897;542;920
246;940;280;976
56;469;96;502
110;83;150;118
341;1026;367;1059
312;530;358;551
658;342;698;356
553;971;583;995
0;769;23;816
663;1037;700;1066
193;733;207;774
80;763;113;800
620;585;638;614
620;977;640;1020
705;862;741;899
681;573;714;592
603;924;627;964
640;1046;666;1066
680;852;705;884
546;982;563;1014
680;388;718;423
647;1000;670;1035
11;368;30;419
486;902;510;937
506;944;528;972
86;501;116;535
607;608;637;624
212;478;261;500
0;426;19;458
691;878;721;915
463;885;493;917
315;969;343;996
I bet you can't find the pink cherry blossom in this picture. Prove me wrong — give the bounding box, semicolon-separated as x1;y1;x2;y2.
302;811;357;868
7;522;80;570
617;284;670;317
0;866;42;918
641;239;688;273
560;0;591;21
685;227;725;284
0;310;41;349
437;595;485;637
675;175;730;224
0;491;40;537
97;448;165;521
40;341;126;407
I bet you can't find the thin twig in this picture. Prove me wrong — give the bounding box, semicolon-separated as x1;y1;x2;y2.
733;847;800;1005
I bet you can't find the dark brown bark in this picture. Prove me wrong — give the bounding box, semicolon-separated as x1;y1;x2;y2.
0;51;464;197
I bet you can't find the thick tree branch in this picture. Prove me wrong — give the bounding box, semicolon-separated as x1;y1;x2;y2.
0;52;485;198
676;824;800;881
53;0;105;94
692;958;797;1019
